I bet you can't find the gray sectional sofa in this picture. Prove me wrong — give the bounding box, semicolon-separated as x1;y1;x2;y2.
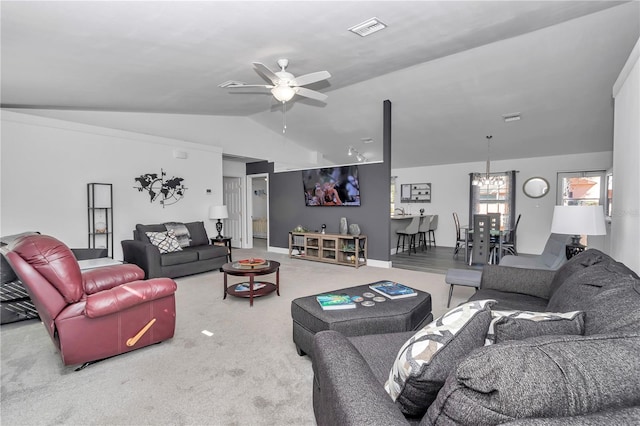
312;249;640;425
121;221;228;279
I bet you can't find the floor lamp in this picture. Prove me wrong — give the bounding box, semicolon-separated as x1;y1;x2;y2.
550;205;606;259
209;205;229;239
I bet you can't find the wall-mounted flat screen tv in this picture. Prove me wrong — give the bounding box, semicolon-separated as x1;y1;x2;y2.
302;166;360;206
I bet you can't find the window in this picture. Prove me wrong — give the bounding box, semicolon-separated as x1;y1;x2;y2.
605;171;613;217
469;171;517;230
556;170;606;246
556;171;606;207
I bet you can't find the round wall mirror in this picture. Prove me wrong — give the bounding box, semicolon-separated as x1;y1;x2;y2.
523;177;550;198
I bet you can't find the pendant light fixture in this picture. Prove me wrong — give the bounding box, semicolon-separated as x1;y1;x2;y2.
484;135;492;185
472;135;503;187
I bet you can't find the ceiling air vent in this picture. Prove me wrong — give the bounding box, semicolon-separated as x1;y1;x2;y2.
502;112;522;123
348;18;387;37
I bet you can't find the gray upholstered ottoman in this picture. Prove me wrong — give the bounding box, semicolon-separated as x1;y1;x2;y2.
291;283;432;357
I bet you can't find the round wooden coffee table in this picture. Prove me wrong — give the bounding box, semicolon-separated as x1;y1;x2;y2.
222;260;280;307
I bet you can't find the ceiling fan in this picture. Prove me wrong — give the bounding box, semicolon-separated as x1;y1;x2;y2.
219;59;331;103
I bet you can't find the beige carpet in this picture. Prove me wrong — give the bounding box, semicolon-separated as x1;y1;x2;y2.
0;247;475;425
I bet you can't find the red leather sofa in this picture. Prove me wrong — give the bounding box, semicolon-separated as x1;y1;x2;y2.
3;234;177;368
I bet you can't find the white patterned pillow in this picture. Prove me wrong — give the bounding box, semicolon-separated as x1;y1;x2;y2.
485;310;585;345
146;230;183;254
385;299;495;417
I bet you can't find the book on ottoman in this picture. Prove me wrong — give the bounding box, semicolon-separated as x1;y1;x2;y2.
316;294;356;310
369;281;417;299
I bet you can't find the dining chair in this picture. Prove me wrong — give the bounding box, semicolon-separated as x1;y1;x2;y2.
501;213;521;256
452;212;468;258
427;214;438;248
470;214;491;265
396;216;421;255
488;213;501;232
417;215;431;251
487;213;501;263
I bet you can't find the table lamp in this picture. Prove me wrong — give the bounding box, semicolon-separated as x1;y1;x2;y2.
550;205;606;259
209;205;229;239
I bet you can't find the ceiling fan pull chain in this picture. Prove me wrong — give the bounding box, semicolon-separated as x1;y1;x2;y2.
282;101;287;133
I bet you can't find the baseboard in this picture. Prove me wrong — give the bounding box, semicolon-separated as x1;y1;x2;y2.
367;259;392;268
268;246;289;255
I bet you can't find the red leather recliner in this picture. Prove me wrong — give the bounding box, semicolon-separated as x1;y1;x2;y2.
4;234;177;368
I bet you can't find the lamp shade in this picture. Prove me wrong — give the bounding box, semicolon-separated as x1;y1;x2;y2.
209;205;229;220
550;205;606;236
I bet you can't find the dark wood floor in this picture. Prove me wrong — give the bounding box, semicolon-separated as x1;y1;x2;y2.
391;244;481;275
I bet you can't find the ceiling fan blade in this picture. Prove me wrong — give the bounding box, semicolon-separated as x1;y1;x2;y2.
252;62;280;85
294;87;328;102
224;84;273;89
290;71;331;87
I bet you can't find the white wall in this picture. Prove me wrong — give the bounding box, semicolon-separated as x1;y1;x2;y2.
392;151;612;255
612;38;640;274
222;160;247;178
1;110;224;260
5;109;323;170
1;108;626;264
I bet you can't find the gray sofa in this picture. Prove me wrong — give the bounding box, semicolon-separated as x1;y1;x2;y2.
121;221;228;279
312;249;640;425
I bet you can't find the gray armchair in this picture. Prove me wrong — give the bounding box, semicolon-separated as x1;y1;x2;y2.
499;233;572;270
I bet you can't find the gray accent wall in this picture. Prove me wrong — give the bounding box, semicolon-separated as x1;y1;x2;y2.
247;100;392;262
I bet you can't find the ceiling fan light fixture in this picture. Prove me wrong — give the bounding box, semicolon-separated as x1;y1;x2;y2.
347;146;354;156
271;85;296;102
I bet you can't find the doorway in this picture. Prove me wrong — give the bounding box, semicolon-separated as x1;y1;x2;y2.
223;176;243;247
247;174;269;249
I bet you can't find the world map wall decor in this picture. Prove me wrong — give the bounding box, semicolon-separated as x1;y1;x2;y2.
133;168;187;208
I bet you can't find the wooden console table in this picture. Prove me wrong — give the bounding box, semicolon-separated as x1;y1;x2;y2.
288;232;367;268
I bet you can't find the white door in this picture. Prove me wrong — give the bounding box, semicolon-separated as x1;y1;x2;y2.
223;177;243;247
247;174;269;249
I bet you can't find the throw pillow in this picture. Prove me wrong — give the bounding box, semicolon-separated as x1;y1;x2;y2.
146;230;182;254
184;221;209;246
384;299;495;417
164;222;191;248
485;310;585;345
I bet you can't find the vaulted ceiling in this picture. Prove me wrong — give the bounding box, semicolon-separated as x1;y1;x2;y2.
2;1;639;169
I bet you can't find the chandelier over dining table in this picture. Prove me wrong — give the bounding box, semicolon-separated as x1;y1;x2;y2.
472;135;505;187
